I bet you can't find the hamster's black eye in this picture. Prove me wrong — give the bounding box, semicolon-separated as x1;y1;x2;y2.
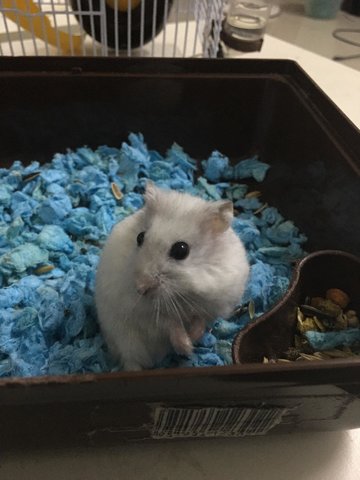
169;242;190;260
137;231;145;247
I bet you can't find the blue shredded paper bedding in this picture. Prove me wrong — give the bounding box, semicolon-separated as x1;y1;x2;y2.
0;133;310;377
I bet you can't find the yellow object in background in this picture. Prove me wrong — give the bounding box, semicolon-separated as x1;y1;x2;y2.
105;0;142;11
1;0;83;53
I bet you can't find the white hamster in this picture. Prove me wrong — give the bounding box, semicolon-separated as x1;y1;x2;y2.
95;182;249;371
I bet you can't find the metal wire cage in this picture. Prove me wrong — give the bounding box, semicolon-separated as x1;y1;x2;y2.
0;0;225;57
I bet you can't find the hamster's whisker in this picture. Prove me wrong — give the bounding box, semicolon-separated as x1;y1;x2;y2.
162;287;186;328
122;292;144;328
170;294;188;323
164;290;181;320
168;290;201;320
165;279;208;316
159;288;171;317
153;297;160;327
172;289;212;320
176;291;207;315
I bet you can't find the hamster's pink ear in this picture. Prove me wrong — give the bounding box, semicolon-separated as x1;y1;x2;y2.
204;200;234;234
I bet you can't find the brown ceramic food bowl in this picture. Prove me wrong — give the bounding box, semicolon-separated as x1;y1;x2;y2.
232;250;360;364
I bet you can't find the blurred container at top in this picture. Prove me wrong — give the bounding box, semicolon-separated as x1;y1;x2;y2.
304;0;343;19
221;1;272;52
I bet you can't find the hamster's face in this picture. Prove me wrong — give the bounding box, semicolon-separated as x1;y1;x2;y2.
133;183;236;321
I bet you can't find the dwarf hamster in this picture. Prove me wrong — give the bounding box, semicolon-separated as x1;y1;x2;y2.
95;182;249;371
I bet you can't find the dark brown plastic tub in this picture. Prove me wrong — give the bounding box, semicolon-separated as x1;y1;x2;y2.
0;57;359;451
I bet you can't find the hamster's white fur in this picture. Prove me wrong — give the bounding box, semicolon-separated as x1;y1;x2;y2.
95;182;249;371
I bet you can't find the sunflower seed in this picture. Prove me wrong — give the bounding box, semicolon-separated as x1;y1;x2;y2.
111;182;123;200
299;304;336;320
232;305;248;316
298;353;322;361
245;190;261;199
248;300;255;320
23;172;40;183
253;202;269;215
313;316;326;332
34;265;55;275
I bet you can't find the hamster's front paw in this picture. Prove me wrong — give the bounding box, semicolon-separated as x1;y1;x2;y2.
188;317;206;343
170;328;193;357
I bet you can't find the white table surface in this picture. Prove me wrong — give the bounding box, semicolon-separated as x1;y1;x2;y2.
234;34;360;130
1;33;360;480
0;429;359;480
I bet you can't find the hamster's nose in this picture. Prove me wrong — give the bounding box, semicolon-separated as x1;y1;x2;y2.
136;275;159;296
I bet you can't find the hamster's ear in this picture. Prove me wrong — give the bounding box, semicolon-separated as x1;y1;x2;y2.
144;180;159;208
204;200;234;234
